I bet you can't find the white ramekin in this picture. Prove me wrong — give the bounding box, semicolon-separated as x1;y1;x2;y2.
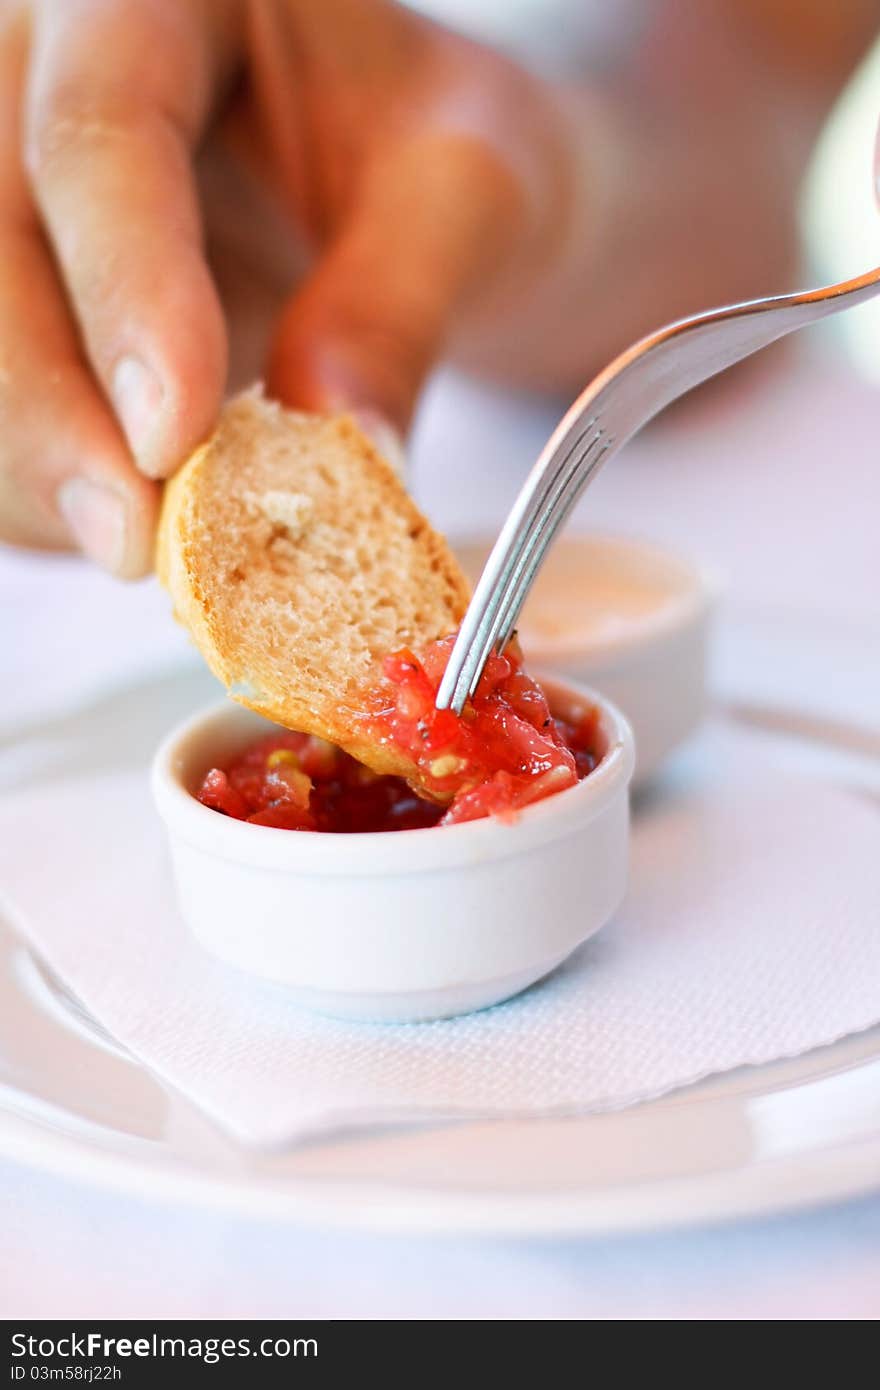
151;678;634;1023
455;534;719;786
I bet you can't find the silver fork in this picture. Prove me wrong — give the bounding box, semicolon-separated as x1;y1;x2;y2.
436;265;880;713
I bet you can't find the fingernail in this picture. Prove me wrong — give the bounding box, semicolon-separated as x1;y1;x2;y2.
352;409;408;479
112;355;165;474
57;478;127;573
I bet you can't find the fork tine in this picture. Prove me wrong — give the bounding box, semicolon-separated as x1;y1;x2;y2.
494;436;613;653
484;428;610;658
435;417;600;711
438;419;613;713
455;426;609;699
450;433;606;711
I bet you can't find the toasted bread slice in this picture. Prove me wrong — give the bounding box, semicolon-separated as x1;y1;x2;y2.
157;388;470;778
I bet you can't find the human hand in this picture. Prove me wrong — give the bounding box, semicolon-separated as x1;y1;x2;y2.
0;0;569;575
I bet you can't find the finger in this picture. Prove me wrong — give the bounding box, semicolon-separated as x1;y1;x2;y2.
267;133;524;432
24;0;235;479
0;226;160;576
0;6;158;575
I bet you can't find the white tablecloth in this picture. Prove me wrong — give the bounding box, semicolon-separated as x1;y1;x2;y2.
1;355;878;1320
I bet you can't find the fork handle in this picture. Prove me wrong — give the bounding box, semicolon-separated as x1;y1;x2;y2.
605;265;880;435
436;264;880;713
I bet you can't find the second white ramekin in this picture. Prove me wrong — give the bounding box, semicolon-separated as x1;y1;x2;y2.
455;534;719;785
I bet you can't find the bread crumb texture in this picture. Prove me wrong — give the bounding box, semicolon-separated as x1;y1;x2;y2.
243;488;314;539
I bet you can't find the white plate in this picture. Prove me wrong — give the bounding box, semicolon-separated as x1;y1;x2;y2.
2;912;879;1237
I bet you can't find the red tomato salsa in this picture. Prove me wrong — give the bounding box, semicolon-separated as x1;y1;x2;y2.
197;635;600;832
355;634;599;823
197;729;445;834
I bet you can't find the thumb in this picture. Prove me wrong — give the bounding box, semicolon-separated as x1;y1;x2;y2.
267;134;524;434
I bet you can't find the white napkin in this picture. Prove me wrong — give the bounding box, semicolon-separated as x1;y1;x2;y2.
1;723;878;1148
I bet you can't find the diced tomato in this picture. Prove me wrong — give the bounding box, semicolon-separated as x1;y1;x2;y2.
196;632;601;833
196;730;445;834
197;768;250;820
247;802;316;830
360;633;592;822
